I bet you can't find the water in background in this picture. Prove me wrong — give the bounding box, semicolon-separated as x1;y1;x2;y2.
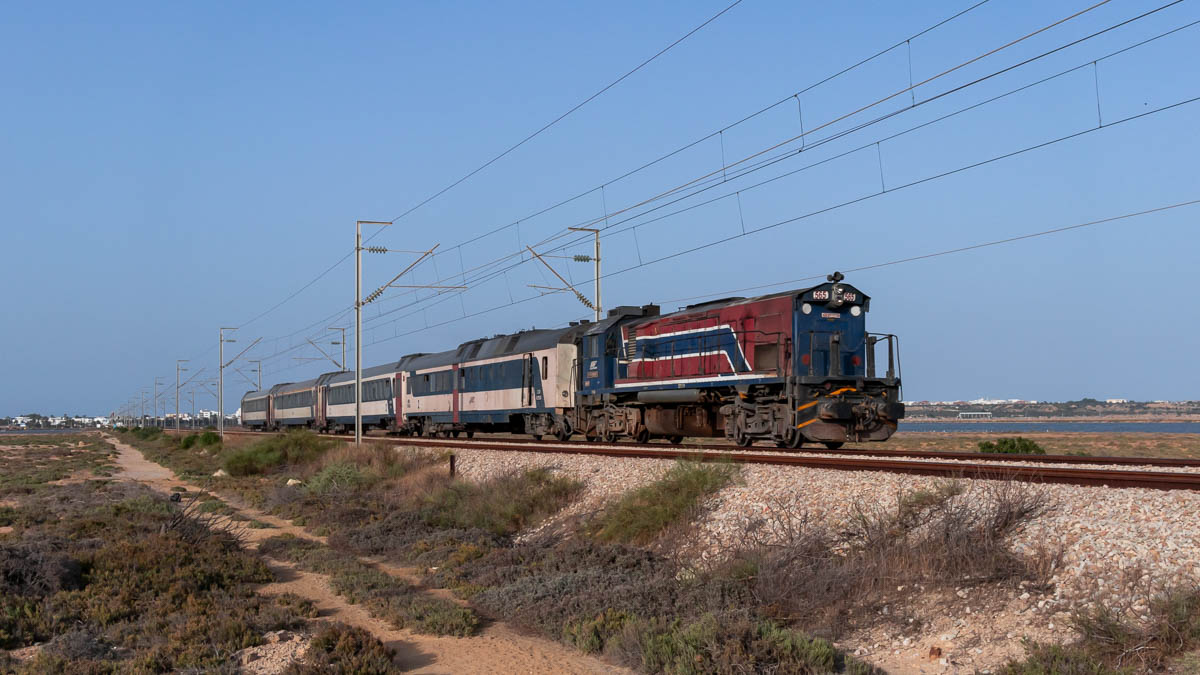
0;429;92;435
901;421;1200;434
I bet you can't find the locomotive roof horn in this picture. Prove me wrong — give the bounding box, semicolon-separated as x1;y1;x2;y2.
827;271;845;283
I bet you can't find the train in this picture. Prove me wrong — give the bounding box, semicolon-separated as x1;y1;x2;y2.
240;273;904;448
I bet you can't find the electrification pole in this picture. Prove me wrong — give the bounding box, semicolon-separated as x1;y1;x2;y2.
354;219;453;446
175;360;188;432
248;360;262;391
567;227;602;321
153;377;163;427
327;327;346;371
219;328;236;438
356;221;389;446
218;331;259;437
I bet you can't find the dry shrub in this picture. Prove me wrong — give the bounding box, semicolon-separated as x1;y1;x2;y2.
1003;583;1200;673
725;480;1058;638
165;487;249;546
285;622;399;674
0;540;84;598
260;534;479;637
1071;584;1200;671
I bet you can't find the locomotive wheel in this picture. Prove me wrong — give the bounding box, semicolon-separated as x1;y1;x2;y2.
530;434;542;441
466;431;475;439
668;436;684;445
776;428;805;450
603;430;618;444
634;428;650;444
554;427;571;442
733;422;754;448
451;430;460;439
823;441;844;450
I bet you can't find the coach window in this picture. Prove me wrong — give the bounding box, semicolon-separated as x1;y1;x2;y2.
541;356;548;379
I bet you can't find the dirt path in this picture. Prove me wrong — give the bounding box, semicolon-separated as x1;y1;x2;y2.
105;435;624;674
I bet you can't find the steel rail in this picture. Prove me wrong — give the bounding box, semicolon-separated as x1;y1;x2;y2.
369;436;1200;491
213;428;1200;468
367;434;1200;468
209;429;1200;491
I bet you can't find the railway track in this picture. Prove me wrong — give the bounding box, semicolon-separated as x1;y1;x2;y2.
215;428;1200;468
207;428;1200;491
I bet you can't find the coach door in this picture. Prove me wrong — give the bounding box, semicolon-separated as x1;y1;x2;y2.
522;354;534;407
392;374;403;431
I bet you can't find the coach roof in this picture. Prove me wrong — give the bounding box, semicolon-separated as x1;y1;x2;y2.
328;363;399;385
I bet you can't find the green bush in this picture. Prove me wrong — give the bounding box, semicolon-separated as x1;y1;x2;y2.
180;430;221;450
128;427;163;441
563;609;634;653
307;461;370;495
592;461;736;545
420;468;582;536
999;642;1116;674
978;437;1046;455
615;614;869;675
223;430;335;476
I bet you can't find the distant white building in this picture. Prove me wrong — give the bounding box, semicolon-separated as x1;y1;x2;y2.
1106;398;1129;404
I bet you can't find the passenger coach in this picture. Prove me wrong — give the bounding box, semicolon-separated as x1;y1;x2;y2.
324;363;399;433
399;327;584;440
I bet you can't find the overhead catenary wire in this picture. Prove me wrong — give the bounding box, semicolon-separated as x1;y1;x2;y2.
414;0;997;254
357;0;1161;321
184;1;1183;396
209;0;996;348
385;0;748;227
348;92;1200;350
660;198;1200;305
357;195;1199;352
221;1;746;339
351;7;1196;332
267;62;1200;378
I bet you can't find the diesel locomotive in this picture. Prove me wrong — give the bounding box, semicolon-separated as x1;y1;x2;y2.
241;273;904;448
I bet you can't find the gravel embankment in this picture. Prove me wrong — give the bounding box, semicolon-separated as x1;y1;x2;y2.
453;447;1200;592
445;446;1200;672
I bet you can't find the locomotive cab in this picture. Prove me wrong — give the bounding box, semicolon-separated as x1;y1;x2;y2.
789;273;904;447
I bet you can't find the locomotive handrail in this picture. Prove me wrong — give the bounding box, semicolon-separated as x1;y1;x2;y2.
799;330;900;383
866;332;902;390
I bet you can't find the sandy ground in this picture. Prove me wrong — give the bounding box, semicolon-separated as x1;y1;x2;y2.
105;434;624;675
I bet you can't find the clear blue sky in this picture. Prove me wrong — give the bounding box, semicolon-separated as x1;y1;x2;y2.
2;0;1198;416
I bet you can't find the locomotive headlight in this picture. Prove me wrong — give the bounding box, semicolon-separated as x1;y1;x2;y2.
801;303;812;314
850;305;862;317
